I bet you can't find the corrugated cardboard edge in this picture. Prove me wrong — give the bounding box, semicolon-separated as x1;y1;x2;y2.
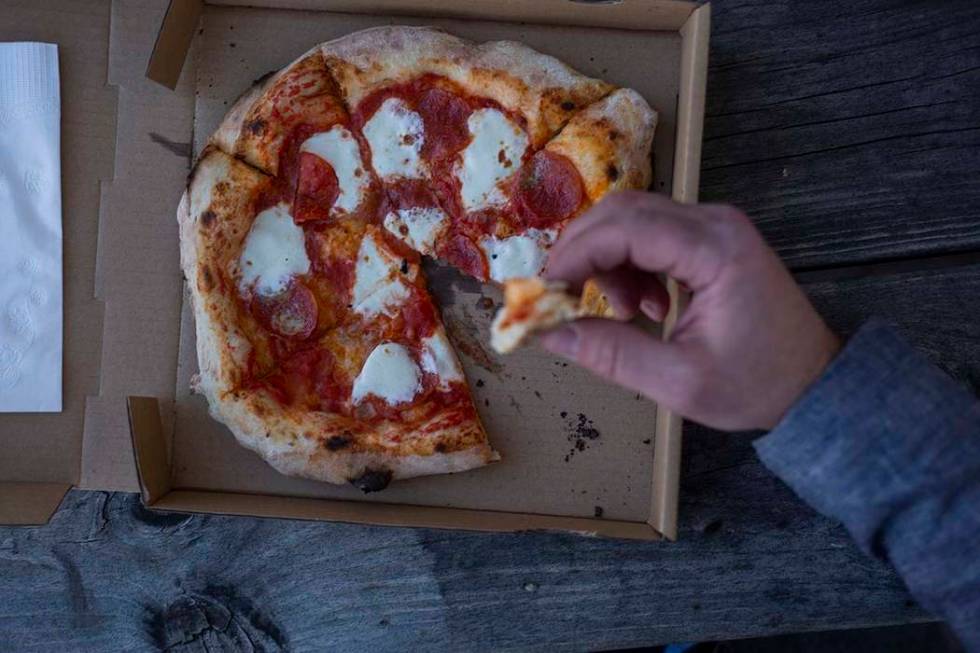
0;482;71;526
147;0;203;88
146;0;697;89
128;395;659;539
648;2;711;541
127;397;173;505
208;0;696;31
154;491;661;540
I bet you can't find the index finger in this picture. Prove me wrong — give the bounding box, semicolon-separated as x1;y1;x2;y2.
545;192;720;292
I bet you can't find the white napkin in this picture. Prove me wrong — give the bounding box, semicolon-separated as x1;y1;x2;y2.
0;43;62;412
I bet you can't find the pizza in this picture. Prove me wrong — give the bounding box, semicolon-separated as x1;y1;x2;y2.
178;26;657;491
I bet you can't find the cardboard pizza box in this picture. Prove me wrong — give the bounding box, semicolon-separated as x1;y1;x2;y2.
0;0;709;540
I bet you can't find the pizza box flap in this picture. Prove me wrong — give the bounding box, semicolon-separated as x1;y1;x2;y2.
0;2;116;511
0;0;709;539
148;0;699;89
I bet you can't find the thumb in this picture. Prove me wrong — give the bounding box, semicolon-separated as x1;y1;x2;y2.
539;318;693;403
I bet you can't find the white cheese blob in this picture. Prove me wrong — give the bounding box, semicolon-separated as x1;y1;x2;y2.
300;126;369;213
351;231;412;318
420;328;464;388
481;228;557;283
456;108;529;212
352;342;421;405
382;207;449;255
363;97;426;180
238;203;310;296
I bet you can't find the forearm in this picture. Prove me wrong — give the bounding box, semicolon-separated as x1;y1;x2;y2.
754;320;980;649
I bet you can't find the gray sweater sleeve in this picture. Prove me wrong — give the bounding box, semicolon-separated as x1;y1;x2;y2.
754;320;980;650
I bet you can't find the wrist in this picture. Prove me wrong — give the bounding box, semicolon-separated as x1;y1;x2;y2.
765;326;842;430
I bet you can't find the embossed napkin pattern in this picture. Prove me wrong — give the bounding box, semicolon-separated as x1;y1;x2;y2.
0;42;62;412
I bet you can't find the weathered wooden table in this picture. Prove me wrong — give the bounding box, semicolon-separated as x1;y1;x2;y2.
3;0;980;650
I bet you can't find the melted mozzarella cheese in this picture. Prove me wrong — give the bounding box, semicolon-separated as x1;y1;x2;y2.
382;207;449;255
456;108;528;212
238;203;310;296
481;229;557;283
300;126;369;213
351;342;421;405
351;231;412;318
420;328;464;388
363;97;425;180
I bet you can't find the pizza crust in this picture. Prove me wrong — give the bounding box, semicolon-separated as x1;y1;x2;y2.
319;26;470;108
211;47;347;176
544;88;658;203
179;147;270;396
320;26;614;147
213;390;496;489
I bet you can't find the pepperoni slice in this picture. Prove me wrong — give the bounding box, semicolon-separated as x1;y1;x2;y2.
293;151;340;223
253;281;318;340
515;150;585;228
439;233;488;281
417;87;472;163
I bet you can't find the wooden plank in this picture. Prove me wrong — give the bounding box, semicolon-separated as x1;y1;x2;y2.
5;264;978;650
702;0;980;269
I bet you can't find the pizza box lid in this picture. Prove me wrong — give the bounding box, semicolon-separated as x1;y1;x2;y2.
0;0;709;540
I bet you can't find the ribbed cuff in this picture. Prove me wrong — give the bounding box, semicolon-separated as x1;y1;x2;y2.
0;42;60;106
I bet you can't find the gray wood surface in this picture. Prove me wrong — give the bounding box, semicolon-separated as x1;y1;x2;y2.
3;0;980;651
704;0;980;270
5;263;979;651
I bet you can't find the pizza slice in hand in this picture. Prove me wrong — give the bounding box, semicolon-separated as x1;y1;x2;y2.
490;277;584;354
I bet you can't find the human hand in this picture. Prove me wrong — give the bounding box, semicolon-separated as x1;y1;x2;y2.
540;191;840;431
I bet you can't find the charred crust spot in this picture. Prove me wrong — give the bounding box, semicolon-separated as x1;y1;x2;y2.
608;129;621;141
560;100;576;111
246;118;266;136
200;266;215;291
252;70;277;87
434;442;448;453
200;210;217;227
606;164;619;181
324;433;352;451
350;469;392;493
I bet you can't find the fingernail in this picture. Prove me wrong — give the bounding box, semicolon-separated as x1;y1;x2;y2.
540;326;579;357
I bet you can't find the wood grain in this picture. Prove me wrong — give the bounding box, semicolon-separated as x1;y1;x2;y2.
2;0;980;650
703;0;980;269
6;263;978;650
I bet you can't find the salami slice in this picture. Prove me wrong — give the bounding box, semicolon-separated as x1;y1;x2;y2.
515;150;584;227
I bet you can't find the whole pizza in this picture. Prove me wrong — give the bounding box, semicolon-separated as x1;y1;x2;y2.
178;26;657;492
